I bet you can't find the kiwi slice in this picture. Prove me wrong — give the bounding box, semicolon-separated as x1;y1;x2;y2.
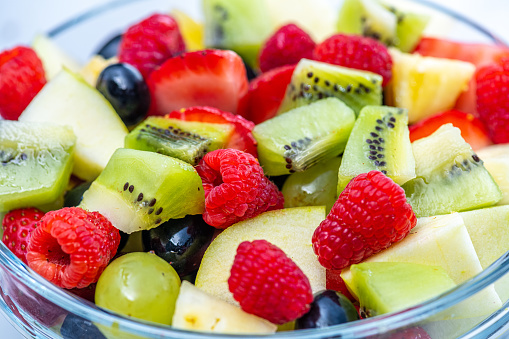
277;59;382;116
350;262;456;316
253;97;355;176
337;105;415;194
79;148;204;234
203;0;274;68
402;124;502;217
336;0;429;52
125;117;234;166
0;121;76;212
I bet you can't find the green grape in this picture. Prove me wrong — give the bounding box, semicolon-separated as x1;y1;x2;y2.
95;252;181;325
282;156;341;213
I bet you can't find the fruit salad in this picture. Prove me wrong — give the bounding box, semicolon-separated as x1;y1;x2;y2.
1;0;509;338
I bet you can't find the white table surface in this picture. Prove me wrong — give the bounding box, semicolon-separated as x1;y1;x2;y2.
0;0;508;338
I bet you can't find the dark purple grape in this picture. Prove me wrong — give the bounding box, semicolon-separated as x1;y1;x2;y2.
142;215;215;277
96;63;150;127
95;33;122;59
61;313;106;339
295;290;359;329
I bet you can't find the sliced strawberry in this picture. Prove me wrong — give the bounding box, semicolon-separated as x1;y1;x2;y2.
409;110;492;150
166;106;257;157
238;64;295;125
148;49;248;115
414;37;509;115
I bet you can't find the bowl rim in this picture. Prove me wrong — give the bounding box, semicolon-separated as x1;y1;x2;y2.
2;0;509;337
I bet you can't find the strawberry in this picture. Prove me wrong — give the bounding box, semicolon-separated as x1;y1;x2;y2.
258;24;315;73
148;49;248;115
312;171;416;270
415;37;509;115
166;106;257;157
409;110;492;150
238;64;295;124
0;46;46;120
118;13;186;78
476;57;509;143
2;208;44;264
313;34;392;86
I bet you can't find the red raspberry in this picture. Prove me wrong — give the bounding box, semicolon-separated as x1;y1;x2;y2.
2;208;44;264
0;46;46;120
312;171;416;270
196;149;284;229
26;207;120;289
228;240;313;324
313;34;392;86
258;24;315;73
476;57;509;143
119;13;186;78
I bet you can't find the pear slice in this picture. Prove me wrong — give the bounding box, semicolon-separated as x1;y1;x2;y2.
19;69;128;181
195;206;326;305
341;213;502;318
172;281;276;334
351;262;456;316
32;34;81;80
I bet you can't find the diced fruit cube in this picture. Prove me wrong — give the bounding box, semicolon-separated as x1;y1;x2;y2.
18;69;128;181
478;144;509;205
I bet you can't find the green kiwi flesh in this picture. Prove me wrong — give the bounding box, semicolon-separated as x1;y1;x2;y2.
277;59;383;116
350;262;456;316
79;148;204;234
402;124;502;217
337;105;415;194
253;97;355;176
336;0;429;52
203;0;273;68
125;117;234;166
0;121;76;212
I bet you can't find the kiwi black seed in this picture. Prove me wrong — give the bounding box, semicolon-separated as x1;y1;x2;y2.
125;117;234;166
278;59;382;116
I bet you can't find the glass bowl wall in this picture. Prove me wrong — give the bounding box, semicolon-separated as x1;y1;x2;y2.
1;0;508;338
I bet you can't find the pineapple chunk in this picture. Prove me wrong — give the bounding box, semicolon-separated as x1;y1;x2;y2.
80;55;118;86
388;48;475;124
172;10;204;51
172;281;276;334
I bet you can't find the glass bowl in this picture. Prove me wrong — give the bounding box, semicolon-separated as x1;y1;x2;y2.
1;0;509;338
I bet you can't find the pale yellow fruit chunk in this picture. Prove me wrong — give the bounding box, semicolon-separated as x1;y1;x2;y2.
172;281;276;334
80;55;118;86
478;144;509;206
32;34;81;80
172;10;204;51
389;48;475;124
195;206;326;305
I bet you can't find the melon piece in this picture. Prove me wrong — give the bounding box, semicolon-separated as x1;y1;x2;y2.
32;34;81;80
341;213;502;318
477;144;509;206
388;48;475;124
403;124;501;217
350;262;456;316
19;69;128;181
195;207;326;305
460;206;509;301
0;121;75;212
172;281;276;334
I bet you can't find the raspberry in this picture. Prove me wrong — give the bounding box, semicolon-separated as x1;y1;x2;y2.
476;57;509;143
119;13;186;78
313;34;392;86
326;269;355;302
196;149;284;229
26;207;120;289
312;171;416;270
2;208;44;264
258;24;315;73
0;46;46;120
228;240;313;324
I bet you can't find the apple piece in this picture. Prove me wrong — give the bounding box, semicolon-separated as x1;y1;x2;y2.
388;48;475;124
351;262;456;316
460;205;509;301
32;34;81;80
172;281;276;334
195;206;326;305
19;69;128;181
341;213;502;318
